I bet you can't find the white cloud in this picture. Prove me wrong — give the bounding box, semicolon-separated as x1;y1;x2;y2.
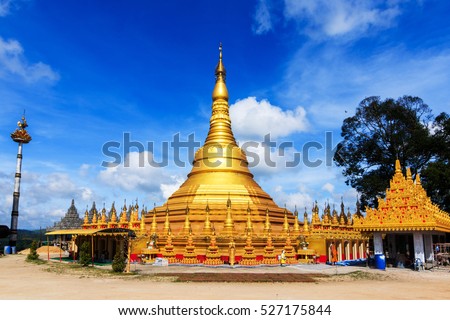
271;185;314;212
79;164;91;177
322;182;335;193
0;0;12;17
238;138;302;177
230;97;308;139
160;175;185;199
283;0;402;40
0;169;99;229
98;151;179;193
252;0;273;34
0;36;60;83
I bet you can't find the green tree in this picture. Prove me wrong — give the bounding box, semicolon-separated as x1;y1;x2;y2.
334;96;437;209
112;250;126;273
78;242;91;267
421;112;450;212
26;240;39;261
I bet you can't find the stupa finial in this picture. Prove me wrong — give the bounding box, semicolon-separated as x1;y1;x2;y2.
212;42;228;101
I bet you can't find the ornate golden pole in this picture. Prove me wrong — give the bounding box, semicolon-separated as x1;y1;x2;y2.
9;116;31;248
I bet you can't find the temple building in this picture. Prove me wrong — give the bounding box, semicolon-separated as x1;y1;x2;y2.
45;46;450;268
353;159;450;267
47;199;83;231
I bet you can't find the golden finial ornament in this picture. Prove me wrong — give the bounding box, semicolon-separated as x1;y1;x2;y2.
212;42;228;102
11;115;32;143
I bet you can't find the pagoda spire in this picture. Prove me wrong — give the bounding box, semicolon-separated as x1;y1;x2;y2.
293;205;300;234
150;206;158;234
394;158;403;178
201;43;240;150
303;207;309;232
283;205;290;233
203;201;212;235
182;205;191;235
163;205;171;235
110;202;117;223
406;167;413;183
222;195;235;235
83;206;89;225
212;42;228;102
416;173;422;186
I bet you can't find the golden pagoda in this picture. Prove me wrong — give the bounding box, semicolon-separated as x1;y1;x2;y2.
142;44;297;262
46;46;372;267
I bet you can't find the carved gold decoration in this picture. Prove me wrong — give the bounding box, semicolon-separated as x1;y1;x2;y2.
354;160;450;232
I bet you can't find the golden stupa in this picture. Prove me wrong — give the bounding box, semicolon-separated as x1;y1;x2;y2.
144;45;296;237
50;45;372;266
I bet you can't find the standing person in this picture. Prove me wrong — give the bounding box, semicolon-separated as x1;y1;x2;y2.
331;243;338;265
280;250;286;266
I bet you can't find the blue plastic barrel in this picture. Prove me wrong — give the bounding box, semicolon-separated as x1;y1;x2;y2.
4;246;11;254
374;254;386;270
11;246;16;254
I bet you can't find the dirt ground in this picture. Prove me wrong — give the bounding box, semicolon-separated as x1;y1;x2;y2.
1;253;450;300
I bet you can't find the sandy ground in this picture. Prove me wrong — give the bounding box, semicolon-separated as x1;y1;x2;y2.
1;253;450;300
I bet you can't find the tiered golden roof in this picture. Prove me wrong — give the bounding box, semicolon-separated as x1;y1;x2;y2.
353;160;450;232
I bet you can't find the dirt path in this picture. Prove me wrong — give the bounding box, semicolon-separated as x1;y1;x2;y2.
1;254;450;300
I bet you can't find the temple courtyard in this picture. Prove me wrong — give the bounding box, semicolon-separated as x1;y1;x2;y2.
1;253;449;300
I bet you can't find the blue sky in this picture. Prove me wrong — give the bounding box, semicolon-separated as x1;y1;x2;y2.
1;0;450;230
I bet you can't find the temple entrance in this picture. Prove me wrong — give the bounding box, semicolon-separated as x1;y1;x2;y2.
385;234;414;268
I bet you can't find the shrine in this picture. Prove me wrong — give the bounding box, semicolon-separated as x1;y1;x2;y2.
45;46;450;268
353;159;450;268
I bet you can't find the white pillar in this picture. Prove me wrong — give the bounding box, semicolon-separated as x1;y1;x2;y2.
373;232;383;254
423;234;433;262
413;232;425;263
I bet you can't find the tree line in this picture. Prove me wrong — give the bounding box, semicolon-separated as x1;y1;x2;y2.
333;95;450;212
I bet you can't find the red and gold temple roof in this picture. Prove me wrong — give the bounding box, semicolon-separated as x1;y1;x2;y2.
354;160;450;232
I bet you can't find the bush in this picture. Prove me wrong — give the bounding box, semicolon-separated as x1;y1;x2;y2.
26;240;39;261
112;250;126;273
79;242;91;267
